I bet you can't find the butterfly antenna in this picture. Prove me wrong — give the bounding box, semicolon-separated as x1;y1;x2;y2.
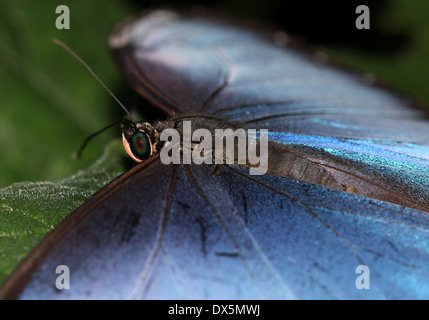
52;38;136;124
76;120;122;159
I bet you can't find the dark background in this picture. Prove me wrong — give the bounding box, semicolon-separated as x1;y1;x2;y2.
0;0;427;187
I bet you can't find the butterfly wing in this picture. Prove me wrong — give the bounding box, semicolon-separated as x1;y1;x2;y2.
1;9;429;299
2;160;429;299
110;10;429;212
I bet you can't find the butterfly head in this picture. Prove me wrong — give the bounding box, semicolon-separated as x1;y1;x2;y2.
120;120;162;162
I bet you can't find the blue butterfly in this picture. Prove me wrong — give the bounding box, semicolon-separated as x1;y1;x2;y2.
1;9;429;299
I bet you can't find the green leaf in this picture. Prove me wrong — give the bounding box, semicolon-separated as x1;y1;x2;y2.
0;140;126;284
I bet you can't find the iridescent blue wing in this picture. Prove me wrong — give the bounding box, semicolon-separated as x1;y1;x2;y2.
2;161;429;299
110;10;429;212
1;10;429;299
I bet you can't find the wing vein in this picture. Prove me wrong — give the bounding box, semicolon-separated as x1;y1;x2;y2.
129;166;178;299
185;165;296;299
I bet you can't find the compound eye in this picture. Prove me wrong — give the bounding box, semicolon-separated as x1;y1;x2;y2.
123;131;152;162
